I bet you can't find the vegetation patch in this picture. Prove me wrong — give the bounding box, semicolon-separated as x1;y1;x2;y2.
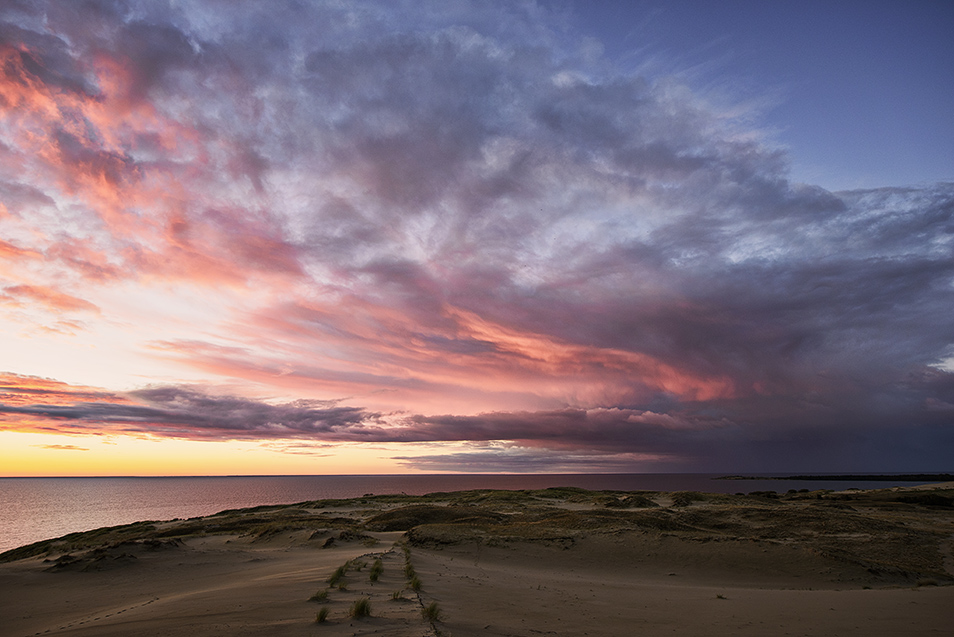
327;561;350;586
349;597;372;618
603;494;659;508
895;493;953;508
0;521;161;563
670;491;708;507
369;558;383;582
530;486;595;501
365;505;507;531
422;601;442;621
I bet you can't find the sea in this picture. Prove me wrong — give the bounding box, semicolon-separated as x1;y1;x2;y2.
0;473;942;554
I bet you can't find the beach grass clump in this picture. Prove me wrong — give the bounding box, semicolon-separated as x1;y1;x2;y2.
602;494;659;509
308;589;328;602
369;558;383;582
422;601;442;621
409;575;422;591
366;504;507;532
315;607;329;623
327;560;350;585
404;562;415;578
349;597;372;618
531;486;592;500
391;589;404;600
670;491;706;507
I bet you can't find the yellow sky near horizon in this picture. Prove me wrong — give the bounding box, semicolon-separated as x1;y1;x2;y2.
0;431;420;477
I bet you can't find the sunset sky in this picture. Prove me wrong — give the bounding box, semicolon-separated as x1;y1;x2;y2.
1;0;952;476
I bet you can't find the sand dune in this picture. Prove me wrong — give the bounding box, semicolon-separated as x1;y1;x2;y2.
1;485;952;636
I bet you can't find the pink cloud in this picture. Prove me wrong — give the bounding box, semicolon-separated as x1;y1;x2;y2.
1;284;100;314
166;294;737;415
0;240;41;260
0;373;127;407
32;444;89;451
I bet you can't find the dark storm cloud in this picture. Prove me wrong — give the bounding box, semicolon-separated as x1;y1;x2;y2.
0;381;377;441
2;369;953;471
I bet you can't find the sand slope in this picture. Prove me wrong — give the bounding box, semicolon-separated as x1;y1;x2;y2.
2;486;952;636
1;534;422;636
412;537;952;636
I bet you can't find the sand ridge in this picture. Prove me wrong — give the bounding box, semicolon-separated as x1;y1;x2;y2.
1;485;953;636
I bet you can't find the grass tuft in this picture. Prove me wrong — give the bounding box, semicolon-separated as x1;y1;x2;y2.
315;607;329;623
409;575;422;591
369;558;383;582
349;597;372;618
391;589;404;600
422;601;442;621
327;563;348;586
309;589;328;602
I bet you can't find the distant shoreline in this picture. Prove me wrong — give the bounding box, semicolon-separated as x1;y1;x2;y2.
715;473;954;481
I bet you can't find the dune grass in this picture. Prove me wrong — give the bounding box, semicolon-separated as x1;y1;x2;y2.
349;597;372;618
327;563;348;586
422;601;442;621
326;557;365;587
315;607;329;623
369;557;383;582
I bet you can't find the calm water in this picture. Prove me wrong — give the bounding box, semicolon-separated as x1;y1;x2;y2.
0;474;939;554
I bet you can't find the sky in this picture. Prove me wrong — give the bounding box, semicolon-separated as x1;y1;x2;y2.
0;0;952;476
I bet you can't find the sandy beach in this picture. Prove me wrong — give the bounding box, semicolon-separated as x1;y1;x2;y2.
2;485;952;636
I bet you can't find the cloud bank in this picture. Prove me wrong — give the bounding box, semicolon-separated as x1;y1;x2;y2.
0;1;952;472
